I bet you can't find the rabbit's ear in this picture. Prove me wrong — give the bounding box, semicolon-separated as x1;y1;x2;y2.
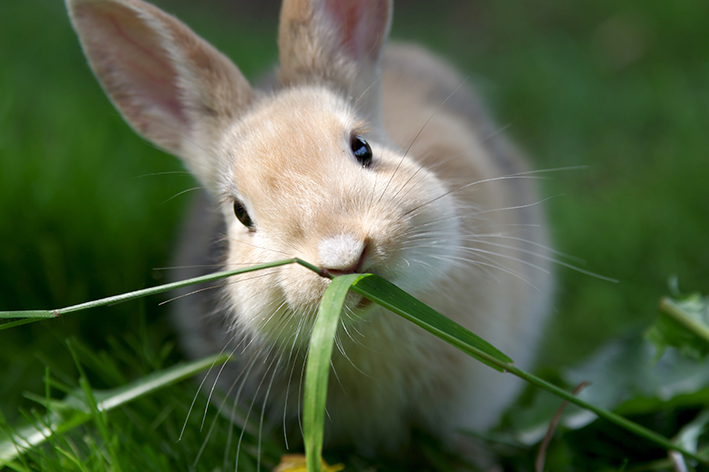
278;0;392;122
66;0;253;186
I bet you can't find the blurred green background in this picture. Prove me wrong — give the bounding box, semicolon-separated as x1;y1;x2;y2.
1;0;708;436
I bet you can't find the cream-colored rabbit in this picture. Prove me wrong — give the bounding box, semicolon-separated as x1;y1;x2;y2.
67;0;553;459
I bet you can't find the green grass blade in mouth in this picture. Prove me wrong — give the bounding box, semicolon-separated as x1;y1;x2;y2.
303;273;365;472
351;274;513;371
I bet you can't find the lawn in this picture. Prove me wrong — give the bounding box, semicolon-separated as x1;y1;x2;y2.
1;0;708;470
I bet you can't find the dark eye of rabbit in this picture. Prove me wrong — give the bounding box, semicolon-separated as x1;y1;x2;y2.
233;200;254;230
351;135;373;168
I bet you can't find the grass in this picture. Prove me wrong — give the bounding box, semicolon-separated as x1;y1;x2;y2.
1;0;709;470
0;329;285;472
3;265;706;472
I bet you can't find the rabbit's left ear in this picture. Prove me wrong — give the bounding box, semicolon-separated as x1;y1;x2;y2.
277;0;392;121
66;0;253;188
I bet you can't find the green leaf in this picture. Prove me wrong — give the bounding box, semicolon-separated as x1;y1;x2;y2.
674;409;709;455
350;274;513;371
508;337;709;445
645;294;709;362
303;274;365;472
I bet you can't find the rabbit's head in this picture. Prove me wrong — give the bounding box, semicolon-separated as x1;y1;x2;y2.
67;0;462;342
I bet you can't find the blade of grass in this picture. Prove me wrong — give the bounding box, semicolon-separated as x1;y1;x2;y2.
0;258;303;322
0;352;231;464
660;296;709;345
0;319;48;331
67;339;123;472
54;446;92;472
303;274;365;472
350;274;512;371
0;410;32;472
0;258;325;331
349;275;708;464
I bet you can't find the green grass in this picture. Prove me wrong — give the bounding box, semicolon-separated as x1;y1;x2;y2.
0;328;286;472
4;265;706;471
1;0;709;470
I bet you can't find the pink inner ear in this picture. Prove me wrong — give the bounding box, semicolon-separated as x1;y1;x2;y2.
75;2;186;129
323;0;389;62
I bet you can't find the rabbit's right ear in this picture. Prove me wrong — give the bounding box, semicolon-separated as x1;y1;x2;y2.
66;0;253;187
278;0;392;124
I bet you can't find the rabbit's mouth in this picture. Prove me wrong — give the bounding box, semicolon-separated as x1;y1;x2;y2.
342;290;377;322
355;297;373;311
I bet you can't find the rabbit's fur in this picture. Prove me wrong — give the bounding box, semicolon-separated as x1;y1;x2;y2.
67;0;553;457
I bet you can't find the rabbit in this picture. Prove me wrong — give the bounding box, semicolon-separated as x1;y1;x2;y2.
66;0;554;461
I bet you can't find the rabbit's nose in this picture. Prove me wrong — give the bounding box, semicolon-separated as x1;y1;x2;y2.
318;234;368;276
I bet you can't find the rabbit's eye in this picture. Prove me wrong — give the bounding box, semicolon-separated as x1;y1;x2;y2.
351;135;373;168
233;200;254;230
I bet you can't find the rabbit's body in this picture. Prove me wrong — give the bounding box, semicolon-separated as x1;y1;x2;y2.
172;42;552;454
67;0;553;458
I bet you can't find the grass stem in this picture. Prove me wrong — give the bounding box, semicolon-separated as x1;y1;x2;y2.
659;297;709;345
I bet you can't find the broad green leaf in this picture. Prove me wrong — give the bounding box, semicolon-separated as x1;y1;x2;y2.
0;353;230;464
645;294;709;361
303;274;364;472
350;274;513;371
